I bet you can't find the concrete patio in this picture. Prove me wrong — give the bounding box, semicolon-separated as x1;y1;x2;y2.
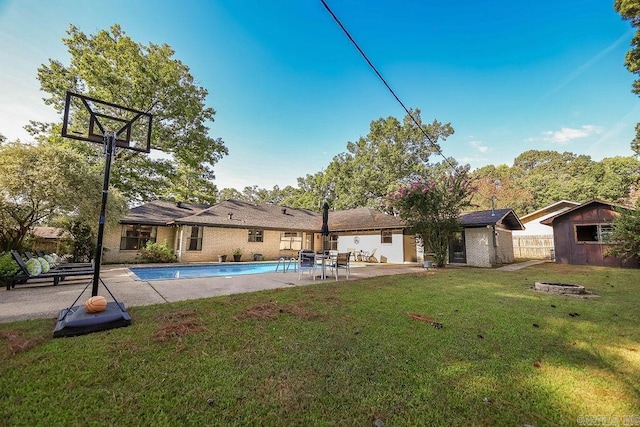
0;262;426;324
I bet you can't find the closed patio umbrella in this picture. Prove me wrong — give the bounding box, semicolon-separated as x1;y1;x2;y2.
321;202;329;252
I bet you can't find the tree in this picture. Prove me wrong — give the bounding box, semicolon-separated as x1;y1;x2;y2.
0;141;126;252
386;166;475;267
315;110;454;210
607;204;640;265
614;0;640;155
33;24;228;203
511;150;601;209
593;156;640;202
472;164;534;215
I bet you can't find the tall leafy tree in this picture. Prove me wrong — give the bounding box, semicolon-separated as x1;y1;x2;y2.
321;109;454;209
33;24;228;203
0;141;126;252
593;156;640;202
615;0;640;155
386;166;475;267
511;150;600;209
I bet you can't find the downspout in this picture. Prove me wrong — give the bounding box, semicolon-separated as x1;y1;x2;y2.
176;226;184;262
492;224;498;266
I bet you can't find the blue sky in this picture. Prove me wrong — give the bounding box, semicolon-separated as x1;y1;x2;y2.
0;0;638;190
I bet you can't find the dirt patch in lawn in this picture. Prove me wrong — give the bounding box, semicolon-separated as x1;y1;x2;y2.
0;329;46;357
235;301;322;321
152;310;206;343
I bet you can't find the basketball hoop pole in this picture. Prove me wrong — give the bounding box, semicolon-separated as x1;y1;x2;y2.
91;131;116;297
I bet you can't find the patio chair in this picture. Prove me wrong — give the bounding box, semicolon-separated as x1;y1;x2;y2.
9;251;94;289
329;252;351;280
367;248;378;263
297;251;317;280
346;248;356;261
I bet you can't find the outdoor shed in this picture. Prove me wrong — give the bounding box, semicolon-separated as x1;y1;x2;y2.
540;199;637;268
511;200;579;260
451;208;524;268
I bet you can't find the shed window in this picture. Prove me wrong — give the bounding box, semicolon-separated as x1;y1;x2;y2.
381;230;393;244
188;226;203;251
120;225;156;250
248;229;264;243
575;224;613;243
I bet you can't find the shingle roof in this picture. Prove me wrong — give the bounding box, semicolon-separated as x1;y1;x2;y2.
459;208;524;230
174;199;321;231
120;199;405;232
328;207;405;231
120;200;210;225
32;226;69;239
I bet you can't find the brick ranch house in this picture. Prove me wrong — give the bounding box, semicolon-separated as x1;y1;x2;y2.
102;200;525;267
102;199;415;264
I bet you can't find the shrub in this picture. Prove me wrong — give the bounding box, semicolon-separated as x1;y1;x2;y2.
139;241;177;263
0;252;20;286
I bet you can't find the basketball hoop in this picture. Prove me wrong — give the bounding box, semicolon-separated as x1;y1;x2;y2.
54;92;153;338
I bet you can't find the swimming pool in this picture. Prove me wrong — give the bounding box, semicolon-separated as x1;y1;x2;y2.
130;262;289;281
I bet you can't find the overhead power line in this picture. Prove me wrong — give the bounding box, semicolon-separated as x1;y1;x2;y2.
320;0;456;170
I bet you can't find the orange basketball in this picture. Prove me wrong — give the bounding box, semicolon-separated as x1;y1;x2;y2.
84;296;108;313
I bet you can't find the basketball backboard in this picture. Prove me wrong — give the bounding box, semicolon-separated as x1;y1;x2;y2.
61;91;152;153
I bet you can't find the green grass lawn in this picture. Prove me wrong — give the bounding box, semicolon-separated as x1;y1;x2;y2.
1;263;639;426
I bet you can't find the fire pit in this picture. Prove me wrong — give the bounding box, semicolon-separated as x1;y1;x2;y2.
534;282;586;295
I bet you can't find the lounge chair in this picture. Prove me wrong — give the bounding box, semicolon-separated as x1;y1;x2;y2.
367;248;378;263
8;251;94;289
329;252;351;280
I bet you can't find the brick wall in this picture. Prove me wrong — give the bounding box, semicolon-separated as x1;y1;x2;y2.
179;228;304;262
104;225;316;264
102;225;178;264
464;227;492;267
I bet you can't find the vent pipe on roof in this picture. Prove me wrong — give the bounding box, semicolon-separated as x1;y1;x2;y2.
228;213;233;220
282;208;287;214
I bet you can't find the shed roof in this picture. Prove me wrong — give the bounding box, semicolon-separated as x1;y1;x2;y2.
459;208;524;230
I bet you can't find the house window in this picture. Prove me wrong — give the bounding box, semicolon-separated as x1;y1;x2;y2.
280;231;302;250
575;224;613;243
329;233;338;251
248;229;264;242
120;224;156;250
188;226;203;251
381;230;393;244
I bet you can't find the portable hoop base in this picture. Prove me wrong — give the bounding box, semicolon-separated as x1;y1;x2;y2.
53;302;131;338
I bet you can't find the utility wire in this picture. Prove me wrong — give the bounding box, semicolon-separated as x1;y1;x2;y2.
320;0;457;170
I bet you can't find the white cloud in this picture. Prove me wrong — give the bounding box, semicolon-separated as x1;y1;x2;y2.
541;125;603;144
469;140;488;153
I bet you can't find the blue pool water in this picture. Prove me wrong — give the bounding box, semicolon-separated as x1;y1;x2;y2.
130;262;285;281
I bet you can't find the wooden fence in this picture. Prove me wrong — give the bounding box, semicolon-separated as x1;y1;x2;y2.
512;235;555;260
